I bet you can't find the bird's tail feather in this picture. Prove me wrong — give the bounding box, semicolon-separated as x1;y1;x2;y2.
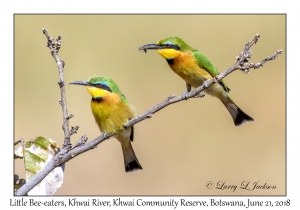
122;141;143;172
222;96;254;126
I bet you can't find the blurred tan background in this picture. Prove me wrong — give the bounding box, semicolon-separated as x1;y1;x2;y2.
14;15;285;195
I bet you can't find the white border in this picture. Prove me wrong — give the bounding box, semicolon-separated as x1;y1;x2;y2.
2;0;297;209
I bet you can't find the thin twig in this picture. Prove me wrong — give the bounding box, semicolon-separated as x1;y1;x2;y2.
42;28;74;148
15;32;282;196
69;135;88;151
242;49;283;70
14;139;22;146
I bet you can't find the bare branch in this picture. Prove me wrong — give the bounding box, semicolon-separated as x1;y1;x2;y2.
42;28;76;148
70;126;80;136
15;33;282;196
66;113;74;120
69;135;88;151
242;49;283;70
14;138;22;146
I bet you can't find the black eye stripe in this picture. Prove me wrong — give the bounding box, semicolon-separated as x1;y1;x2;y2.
92;97;102;102
163;44;180;50
92;83;112;92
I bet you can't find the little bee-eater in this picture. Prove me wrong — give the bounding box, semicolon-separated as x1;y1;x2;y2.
139;37;254;126
69;76;142;172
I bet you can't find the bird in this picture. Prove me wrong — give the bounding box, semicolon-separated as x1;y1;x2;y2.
138;37;254;126
69;76;142;172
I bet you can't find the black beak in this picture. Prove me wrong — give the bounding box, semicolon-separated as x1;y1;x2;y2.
138;44;164;53
68;81;89;86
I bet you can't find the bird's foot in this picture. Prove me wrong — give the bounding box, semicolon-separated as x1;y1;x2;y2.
182;91;190;100
194;91;206;98
203;78;217;89
103;132;111;139
203;80;210;89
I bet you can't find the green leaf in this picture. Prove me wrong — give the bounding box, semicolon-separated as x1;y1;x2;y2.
14;136;64;195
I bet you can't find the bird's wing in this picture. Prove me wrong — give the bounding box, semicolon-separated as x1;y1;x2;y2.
192;50;230;92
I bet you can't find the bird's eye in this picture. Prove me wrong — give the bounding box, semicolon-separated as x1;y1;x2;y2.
96;83;102;87
165;44;171;48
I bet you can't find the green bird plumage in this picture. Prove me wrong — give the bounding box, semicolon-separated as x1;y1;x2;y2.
139;37;253;126
69;76;142;172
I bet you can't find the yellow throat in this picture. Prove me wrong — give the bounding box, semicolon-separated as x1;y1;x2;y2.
156;48;181;59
